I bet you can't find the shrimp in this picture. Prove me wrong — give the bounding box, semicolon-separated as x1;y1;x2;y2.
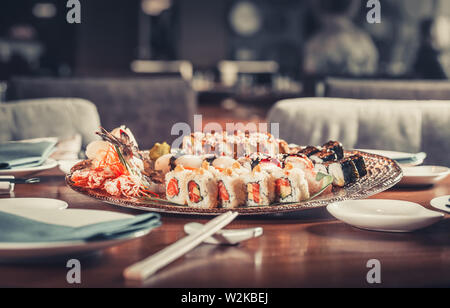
95;127;149;187
104;175;141;197
74;127;160;198
71;169;114;189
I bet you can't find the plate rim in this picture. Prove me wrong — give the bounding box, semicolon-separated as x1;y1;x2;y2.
66;151;403;216
0;197;68;210
401;165;450;178
0;158;58;174
327;199;444;220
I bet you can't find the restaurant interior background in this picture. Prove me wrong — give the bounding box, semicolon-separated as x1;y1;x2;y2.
1;0;450;155
1;0;450;289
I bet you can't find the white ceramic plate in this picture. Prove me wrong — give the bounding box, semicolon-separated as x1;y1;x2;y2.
398;166;450;187
0;158;58;177
430;195;450;213
357;149;426;166
0;198;68;210
327;199;444;232
0;208;150;259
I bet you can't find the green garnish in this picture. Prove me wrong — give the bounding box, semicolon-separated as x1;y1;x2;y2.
309;173;334;200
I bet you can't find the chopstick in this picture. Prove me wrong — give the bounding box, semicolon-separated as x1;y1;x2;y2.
123;211;239;281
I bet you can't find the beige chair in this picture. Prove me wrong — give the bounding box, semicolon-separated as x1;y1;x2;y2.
0;98;101;149
6;77;197;149
267;97;450;166
325;78;450;100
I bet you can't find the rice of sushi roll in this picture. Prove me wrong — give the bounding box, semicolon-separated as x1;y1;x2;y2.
243;165;275;207
175;155;203;170
165;165;192;205
211;156;237;169
325;159;359;187
283;154;315;170
185;167;219;209
314;163;329;175
237;156;252;170
322;141;344;160
155;153;176;174
216;168;247;208
275;164;310;203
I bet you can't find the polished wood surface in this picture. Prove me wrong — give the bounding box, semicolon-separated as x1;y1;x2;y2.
0;168;449;288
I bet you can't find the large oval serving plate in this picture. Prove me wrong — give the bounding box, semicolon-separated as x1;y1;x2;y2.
66;151;402;216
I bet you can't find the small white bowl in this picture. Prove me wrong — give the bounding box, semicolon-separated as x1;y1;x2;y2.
357;149;426;166
430;195;450;213
398;166;449;187
327;199;444;232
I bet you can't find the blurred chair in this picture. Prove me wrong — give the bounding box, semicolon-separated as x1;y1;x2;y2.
324;78;450;100
0;98;100;149
6;76;197;149
267;97;450;166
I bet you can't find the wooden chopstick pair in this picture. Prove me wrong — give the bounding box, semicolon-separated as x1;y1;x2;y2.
123;211;239;282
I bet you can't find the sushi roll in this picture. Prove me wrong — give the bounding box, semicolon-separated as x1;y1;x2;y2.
349;154;367;178
309;150;338;164
325;158;359;187
322;141;344;160
156;153;203;174
155;153;176;174
165;165;191;205
185;168;219;209
237;156;252;170
216;168;247;209
175;155;203;169
243;165;276;207
298;146;321;157
282;154;325;195
275;165;310;203
257;158;283;176
202;154;217;165
314;163;329;175
211;156;237;169
283;154;315;171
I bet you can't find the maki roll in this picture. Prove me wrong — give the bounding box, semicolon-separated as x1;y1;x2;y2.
310;150;338;164
322;141;344;160
211;156;237;169
237;156;252;170
349;154;367;177
275;165;310;203
186;168;219;209
175;155;203;169
243;165;276;207
216;168;247;209
283;154;315;171
155;153;177;174
165;165;192;205
298;146;321;157
325;158;359;187
156;154;203;175
314;163;328;175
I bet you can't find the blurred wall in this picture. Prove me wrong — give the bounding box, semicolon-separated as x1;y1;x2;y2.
74;0;140;76
177;0;227;68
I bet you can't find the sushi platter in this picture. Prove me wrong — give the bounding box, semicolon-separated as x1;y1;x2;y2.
66;127;403;215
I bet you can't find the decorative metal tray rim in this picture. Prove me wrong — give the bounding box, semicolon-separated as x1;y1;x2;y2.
66;151;403;216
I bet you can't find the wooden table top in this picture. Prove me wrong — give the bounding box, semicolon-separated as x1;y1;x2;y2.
0;168;449;288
